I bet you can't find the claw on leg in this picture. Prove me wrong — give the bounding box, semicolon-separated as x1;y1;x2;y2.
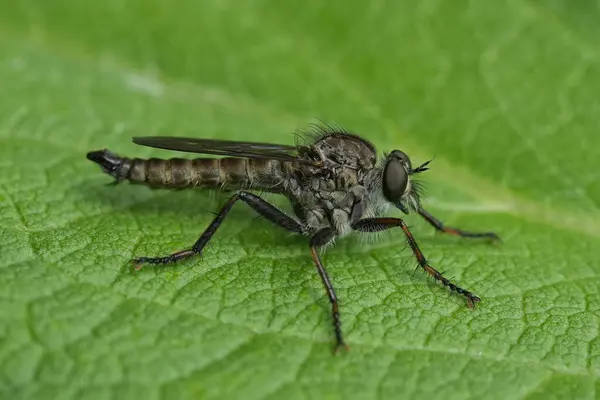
418;207;501;244
334;341;350;354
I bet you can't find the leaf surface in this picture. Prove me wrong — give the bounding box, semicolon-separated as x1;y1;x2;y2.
1;1;599;399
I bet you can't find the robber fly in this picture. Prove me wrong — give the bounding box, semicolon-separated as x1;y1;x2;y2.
87;123;499;352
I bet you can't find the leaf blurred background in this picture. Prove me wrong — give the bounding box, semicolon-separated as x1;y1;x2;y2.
1;1;599;399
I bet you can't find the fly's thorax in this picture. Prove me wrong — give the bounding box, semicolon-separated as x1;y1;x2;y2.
287;176;380;236
282;130;383;235
300;161;367;195
308;130;378;171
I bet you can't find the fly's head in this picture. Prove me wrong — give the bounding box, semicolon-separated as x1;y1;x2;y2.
381;150;430;214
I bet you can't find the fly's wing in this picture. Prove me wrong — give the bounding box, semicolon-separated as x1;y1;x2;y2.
132;136;320;165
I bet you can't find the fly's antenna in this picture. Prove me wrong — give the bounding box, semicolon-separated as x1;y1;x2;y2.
411;158;434;174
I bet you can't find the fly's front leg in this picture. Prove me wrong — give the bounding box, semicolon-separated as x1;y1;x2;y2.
309;227;348;353
133;191;304;269
352;217;480;308
418;207;500;242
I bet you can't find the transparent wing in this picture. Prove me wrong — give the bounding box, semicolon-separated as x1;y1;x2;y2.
132;136;318;165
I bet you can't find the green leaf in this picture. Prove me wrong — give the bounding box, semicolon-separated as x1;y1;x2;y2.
1;1;599;399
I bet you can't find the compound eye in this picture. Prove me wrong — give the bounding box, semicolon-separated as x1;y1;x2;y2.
391;150;411;170
382;158;408;202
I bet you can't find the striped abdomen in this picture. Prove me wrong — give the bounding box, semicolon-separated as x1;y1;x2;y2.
86;149;287;191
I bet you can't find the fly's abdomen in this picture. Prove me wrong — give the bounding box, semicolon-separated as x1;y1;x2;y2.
126;157;211;188
87;149;286;190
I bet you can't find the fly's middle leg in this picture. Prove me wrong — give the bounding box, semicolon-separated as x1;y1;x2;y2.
309;227;348;354
132;191;304;268
352;217;481;308
417;207;501;242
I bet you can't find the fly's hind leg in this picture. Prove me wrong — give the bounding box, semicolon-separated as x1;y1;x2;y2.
418;207;501;242
132;191;304;268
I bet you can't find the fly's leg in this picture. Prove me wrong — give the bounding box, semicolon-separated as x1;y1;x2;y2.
352;217;480;308
133;191;304;268
418;207;500;242
309;227;348;353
